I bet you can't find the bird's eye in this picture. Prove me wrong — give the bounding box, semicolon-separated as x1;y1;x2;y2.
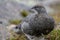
15;26;18;29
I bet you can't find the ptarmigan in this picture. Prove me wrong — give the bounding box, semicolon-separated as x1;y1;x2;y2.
13;5;55;40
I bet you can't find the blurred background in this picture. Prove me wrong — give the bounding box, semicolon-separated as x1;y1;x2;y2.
0;0;60;40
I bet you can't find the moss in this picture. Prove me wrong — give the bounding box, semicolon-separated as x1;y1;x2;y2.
9;19;21;25
45;29;60;40
20;10;28;17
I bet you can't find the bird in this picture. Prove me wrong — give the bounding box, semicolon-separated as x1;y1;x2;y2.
13;5;55;40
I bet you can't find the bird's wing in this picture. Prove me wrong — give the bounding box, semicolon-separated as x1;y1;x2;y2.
21;22;33;35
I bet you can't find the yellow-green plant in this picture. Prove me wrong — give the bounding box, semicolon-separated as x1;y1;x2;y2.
45;29;60;40
20;10;28;17
9;19;21;25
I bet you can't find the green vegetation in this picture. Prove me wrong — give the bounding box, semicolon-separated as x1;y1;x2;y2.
45;29;60;40
6;32;26;40
20;10;28;17
9;19;21;25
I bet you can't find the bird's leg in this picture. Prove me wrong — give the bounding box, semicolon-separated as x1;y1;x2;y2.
25;34;45;40
39;37;45;40
25;34;35;40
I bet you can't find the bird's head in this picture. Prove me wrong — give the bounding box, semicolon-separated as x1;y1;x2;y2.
32;5;47;14
7;24;23;35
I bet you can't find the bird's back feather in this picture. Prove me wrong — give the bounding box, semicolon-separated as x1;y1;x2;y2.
21;13;55;37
